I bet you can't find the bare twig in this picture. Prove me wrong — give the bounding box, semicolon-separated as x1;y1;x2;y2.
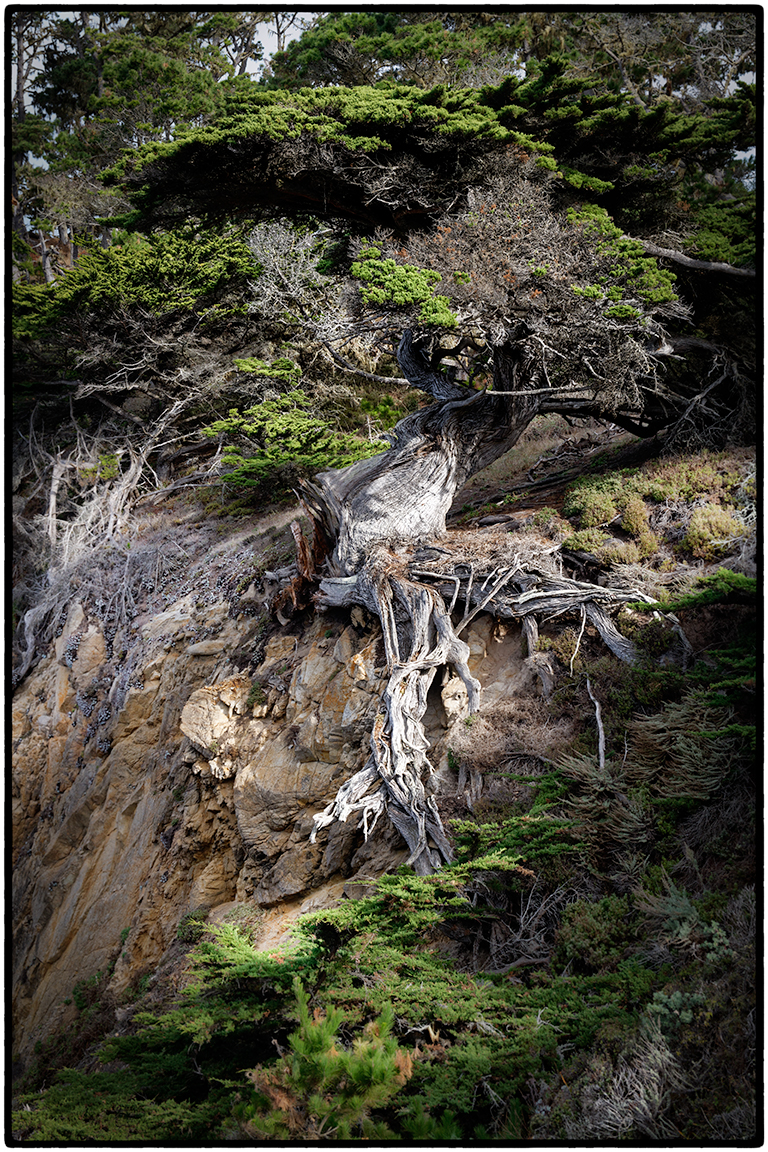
570;605;587;676
586;676;606;771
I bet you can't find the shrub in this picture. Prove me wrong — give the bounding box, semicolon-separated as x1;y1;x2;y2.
621;496;659;556
234;977;417;1140
682;504;747;559
644;988;706;1035
177;908;209;944
564;528;610;553
553;895;635;973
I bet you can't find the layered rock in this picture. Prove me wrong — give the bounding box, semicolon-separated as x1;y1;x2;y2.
12;579;539;1065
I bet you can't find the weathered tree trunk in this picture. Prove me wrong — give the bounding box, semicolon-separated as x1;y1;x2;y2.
300;329;663;872
308;331;542;576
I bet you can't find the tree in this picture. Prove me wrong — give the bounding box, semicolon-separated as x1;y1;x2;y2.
266;11;521;90
100;52;757;871
13;21;756;872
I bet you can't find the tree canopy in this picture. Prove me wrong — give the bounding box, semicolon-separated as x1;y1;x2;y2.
11;7;757;631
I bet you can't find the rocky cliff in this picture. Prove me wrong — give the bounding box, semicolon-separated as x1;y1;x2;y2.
11;505;539;1065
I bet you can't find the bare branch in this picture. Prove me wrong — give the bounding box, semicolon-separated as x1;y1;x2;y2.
628;237;755;279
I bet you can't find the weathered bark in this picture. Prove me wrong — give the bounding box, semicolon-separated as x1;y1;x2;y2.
299;329;666;872
312;545;479;873
307;331;542;576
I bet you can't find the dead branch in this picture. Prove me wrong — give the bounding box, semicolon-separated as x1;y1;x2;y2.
629;237;756;279
586;677;606;771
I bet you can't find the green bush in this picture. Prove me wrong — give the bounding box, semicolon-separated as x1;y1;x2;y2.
235;977;419;1140
682;504;747;559
204;390;381;495
553;895;635;973
176;908;209;944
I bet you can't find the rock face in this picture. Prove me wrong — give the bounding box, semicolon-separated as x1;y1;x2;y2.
11;583;538;1066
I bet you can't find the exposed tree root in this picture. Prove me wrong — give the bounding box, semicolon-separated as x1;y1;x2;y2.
310;533;660;873
311;545;479;873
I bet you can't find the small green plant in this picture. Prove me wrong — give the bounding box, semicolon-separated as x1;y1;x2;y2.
246;680;267;709
177;909;209;944
120;928;131;946
682;504;747;559
72;970;105;1013
233;355;301;385
564;528;610;553
599;539;642;565
234;977;416;1140
644;988;706;1036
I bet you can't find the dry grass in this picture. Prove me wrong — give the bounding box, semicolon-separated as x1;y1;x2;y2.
450;698;577;772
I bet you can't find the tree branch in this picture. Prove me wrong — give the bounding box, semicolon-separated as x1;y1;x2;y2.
317;336;410;387
397;330;469;401
628;238;755;279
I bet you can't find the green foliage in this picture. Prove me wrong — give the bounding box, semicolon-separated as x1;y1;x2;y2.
359;393;407;430
451;769;581;871
553;895;635;973
563;470;629;525
564;528;610;553
176;908;209;944
567;204;678;308
634;568;756;613
682;504;747;559
233;355;302;385
640;451;743;503
203;391;381;495
645;988;706;1035
267;11;521;91
684;188;756;267
12;1067;227;1142
12;227;255;338
72;970;105;1013
235;977;415;1140
351;244;457;327
560;452;751;563
246;680;266;709
106;79;523;219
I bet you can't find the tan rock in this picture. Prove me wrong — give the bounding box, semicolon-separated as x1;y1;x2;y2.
141;598;195;642
54;602;85;661
180;689;237;757
187;639;227;656
71;625;106;684
11;592;481;1067
262;633;298;667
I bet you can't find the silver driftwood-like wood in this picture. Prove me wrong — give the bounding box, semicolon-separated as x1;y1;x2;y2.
300;330;665;873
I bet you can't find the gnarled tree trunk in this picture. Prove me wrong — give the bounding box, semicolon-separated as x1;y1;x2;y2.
305;331;542;576
299;329;661;872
